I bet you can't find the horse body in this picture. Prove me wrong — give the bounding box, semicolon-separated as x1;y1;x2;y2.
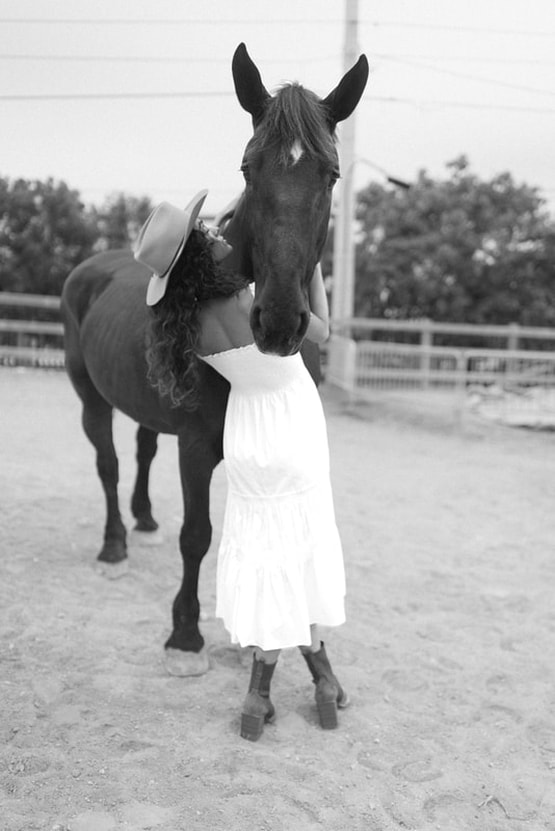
62;44;368;675
64;250;227;434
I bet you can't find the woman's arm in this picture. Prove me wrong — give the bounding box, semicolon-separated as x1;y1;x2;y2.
213;193;242;229
305;263;330;344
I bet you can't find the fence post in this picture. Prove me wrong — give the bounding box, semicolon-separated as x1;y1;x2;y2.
420;319;432;388
453;349;467;425
508;322;520;350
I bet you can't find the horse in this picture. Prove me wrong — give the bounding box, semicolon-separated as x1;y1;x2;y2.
61;43;369;676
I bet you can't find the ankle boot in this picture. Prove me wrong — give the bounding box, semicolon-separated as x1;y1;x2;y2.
300;642;349;729
240;655;277;741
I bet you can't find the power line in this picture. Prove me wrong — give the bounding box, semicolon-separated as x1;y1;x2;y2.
369;95;555;115
363;20;555;37
0;53;338;64
0;53;233;64
0;17;346;24
377;53;555;66
3;51;555;68
0;90;235;101
377;55;555;99
2;90;555;114
1;17;555;37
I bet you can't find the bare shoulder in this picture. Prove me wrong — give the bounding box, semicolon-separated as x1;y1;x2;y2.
198;290;253;355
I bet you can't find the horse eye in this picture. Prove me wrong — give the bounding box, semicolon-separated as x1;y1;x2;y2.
240;164;251;183
328;171;341;190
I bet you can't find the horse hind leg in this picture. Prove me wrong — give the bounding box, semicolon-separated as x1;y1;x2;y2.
131;425;159;532
164;437;219;677
79;383;127;565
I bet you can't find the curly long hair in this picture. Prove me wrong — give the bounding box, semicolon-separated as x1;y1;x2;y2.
146;226;249;409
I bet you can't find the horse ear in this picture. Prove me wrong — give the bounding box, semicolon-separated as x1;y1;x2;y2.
232;43;271;126
321;55;369;126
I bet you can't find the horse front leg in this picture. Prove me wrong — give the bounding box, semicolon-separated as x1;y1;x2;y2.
130;425;159;531
164;437;219;677
80;390;127;565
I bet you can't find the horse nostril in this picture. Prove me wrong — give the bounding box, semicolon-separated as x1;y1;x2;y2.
299;310;309;337
250;305;261;333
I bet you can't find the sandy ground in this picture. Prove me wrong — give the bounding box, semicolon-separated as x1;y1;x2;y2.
1;368;555;831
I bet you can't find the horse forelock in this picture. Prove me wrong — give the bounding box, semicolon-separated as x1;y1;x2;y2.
290;140;304;165
250;83;337;166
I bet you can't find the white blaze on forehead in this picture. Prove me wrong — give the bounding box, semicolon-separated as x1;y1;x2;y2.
290;140;304;164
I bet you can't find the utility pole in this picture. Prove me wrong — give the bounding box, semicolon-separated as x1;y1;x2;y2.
330;0;359;326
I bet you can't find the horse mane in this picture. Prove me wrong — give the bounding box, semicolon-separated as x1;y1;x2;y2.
249;83;337;165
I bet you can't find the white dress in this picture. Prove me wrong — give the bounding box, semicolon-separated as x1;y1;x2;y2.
201;344;345;650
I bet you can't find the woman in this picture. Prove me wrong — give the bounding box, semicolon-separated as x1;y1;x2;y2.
135;192;348;741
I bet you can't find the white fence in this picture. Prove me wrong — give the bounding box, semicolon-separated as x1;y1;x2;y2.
334;316;555;351
353;341;555;392
326;334;555;427
3;292;555;421
0;293;64;368
327;335;555;392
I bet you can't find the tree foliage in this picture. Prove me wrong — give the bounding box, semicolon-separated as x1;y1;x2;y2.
0;176;153;296
0;177;98;295
3;164;555;333
94;192;153;252
354;156;555;326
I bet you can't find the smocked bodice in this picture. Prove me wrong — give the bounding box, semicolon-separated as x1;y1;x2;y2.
201;343;306;393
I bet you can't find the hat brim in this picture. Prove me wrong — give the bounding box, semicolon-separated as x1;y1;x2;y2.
143;189;208;306
145;233;189;306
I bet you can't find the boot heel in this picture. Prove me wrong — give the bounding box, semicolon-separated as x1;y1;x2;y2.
301;643;347;730
317;699;338;730
241;712;265;741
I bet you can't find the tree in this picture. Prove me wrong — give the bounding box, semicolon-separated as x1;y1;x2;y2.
0;178;155;296
94;192;153;251
354;156;555;327
0;176;99;295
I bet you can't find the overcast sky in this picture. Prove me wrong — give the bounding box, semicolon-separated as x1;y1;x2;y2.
2;0;555;217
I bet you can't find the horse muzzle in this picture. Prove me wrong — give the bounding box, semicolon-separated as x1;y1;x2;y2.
250;303;309;356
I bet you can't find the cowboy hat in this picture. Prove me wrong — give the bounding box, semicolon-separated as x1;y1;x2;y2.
134;190;208;306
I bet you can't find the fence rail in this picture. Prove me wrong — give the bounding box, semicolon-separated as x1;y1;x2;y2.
0;292;61;310
327;335;555;397
334;317;555;349
0;319;64;336
4;292;555;398
350;341;555;392
0;292;65;368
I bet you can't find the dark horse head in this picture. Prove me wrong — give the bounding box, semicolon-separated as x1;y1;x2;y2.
223;43;369;356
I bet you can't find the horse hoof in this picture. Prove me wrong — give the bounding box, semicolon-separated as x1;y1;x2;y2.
95;560;129;580
133;517;159;532
164;647;210;677
98;540;127;564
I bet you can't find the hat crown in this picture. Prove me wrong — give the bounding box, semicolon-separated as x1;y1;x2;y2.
135;202;190;276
